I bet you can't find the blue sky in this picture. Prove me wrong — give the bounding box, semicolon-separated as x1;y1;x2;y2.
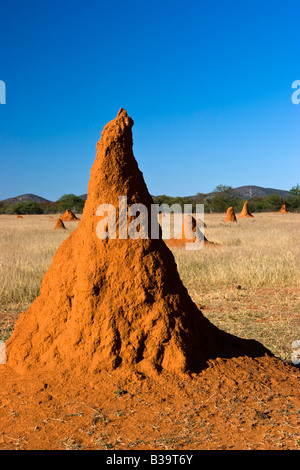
0;0;299;201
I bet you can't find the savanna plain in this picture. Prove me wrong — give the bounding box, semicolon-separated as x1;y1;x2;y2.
0;211;299;450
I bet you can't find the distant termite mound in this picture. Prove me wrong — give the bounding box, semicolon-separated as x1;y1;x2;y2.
225;206;237;223
60;209;79;221
277;201;288;213
165;214;213;248
6;109;269;378
54;218;66;230
238;201;253;218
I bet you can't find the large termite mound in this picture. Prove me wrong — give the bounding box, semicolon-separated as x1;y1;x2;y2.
6;109;269;377
225;206;237;223
238;201;253;218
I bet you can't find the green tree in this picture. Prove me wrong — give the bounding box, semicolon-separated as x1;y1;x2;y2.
5;201;43;214
210;185;242;212
248;196;265;213
290;184;300;195
286;195;300;212
56;194;85;213
214;185;234;195
259;194;282;212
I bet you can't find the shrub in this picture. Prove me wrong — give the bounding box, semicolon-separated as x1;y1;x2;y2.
56;194;85;213
5;201;43;215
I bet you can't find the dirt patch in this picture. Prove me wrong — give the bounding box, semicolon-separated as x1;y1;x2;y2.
0;355;299;450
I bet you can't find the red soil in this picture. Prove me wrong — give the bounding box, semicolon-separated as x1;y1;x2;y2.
1;109;299;450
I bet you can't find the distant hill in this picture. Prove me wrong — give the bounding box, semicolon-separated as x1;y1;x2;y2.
231;185;291;199
1;186;292;205
186;185;291;201
1;194;53;204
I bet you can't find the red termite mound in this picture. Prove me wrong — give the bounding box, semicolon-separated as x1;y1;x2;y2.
238;201;253;218
6;109;269;377
54;218;66;230
225;206;237;223
60;209;79;221
165;214;212;248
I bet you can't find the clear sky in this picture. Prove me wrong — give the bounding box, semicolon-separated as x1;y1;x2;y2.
0;0;299;201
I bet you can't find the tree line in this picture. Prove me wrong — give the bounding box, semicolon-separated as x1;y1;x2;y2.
0;194;85;215
153;184;300;213
1;185;300;215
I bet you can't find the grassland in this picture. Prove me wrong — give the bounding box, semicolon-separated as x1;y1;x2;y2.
0;212;299;363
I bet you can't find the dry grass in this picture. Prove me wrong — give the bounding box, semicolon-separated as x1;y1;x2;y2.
174;212;300;291
172;212;300;362
0;215;76;336
0;212;299;363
